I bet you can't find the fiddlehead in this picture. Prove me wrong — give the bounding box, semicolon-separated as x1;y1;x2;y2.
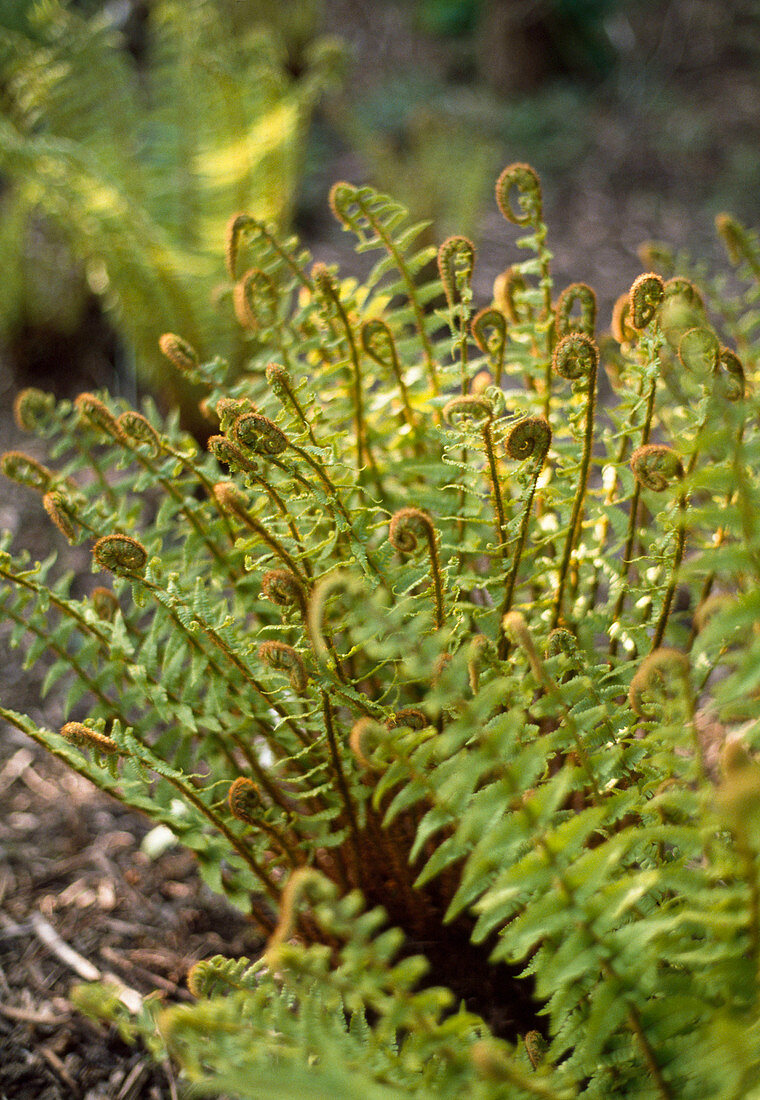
629;273;665;329
75;393;123;441
555;282;597;340
42;489;79;544
261;568;307;618
158;333;200;375
266;362;319;446
92;534;148;578
630;445;686;650
551;333;599;628
471;307;507;386
13;387;56;433
258;640;308;694
630;444;684;492
495;163;543;228
438;236;476;391
361;319;416;432
61;721;120;756
233;268;279;332
1;451;55;493
207;435;258;475
117;412;161;457
91;586;119;621
232;412;289;457
500;416;552;627
389;507;445;629
443;394;506;557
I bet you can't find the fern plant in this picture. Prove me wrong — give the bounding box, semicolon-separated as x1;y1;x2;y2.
3;164;760;1098
0;0;340;398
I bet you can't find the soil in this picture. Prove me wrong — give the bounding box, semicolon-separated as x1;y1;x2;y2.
2;1;760;1096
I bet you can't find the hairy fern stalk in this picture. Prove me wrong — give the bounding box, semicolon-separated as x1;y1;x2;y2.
4;166;760;1098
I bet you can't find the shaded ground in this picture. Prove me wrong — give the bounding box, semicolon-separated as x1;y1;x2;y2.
2;1;760;1095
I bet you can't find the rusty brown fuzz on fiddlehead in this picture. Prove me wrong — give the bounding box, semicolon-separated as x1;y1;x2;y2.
389;508;445;629
117;412;161;457
506;416;552;465
629;273;665;329
42;490;78;544
75;393;122;440
13;388;55;432
91;586;119;621
261;569;307;616
233;413;288;457
495;163;543;227
208;435;258;475
228;777;264;826
92;534;148;577
555;283;597;339
61;722;120;755
234;268;279;331
1;451;54;493
437;236;476;311
158;333;199;375
259;641;308;694
630;444;684;492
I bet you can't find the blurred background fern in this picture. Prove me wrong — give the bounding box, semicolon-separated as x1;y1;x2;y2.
0;0;342;415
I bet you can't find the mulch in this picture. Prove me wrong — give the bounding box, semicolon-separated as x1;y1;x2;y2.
0;728;257;1100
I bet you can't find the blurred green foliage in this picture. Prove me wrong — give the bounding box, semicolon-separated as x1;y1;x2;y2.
0;0;342;399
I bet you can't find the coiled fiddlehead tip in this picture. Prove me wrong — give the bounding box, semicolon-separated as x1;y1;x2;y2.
555;282;597;339
207;435;257;474
471;306;507;355
677;326;719;374
437;236;476;309
92;534;148;577
386;707;428;731
493;266;529;323
1;450;54;493
233;412;288;457
715;347;745;401
265;361;291;390
91;586;119;621
261;568;307;614
442;394;493;427
495;163;543;227
117;412;161;457
266;867;336;956
629;272;665;329
506;415;552;464
630;444;684;492
228;776;263;826
61;721;120;755
13;388;55;433
259;640;308;693
75;393;122;439
233;268;278;331
388;507;436;554
42;490;78;544
545;627;578;660
552;332;599;381
629;647;691;719
328;180;359;229
611;293;637;345
349;716;389;770
158;333;199;375
225;213;258;278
